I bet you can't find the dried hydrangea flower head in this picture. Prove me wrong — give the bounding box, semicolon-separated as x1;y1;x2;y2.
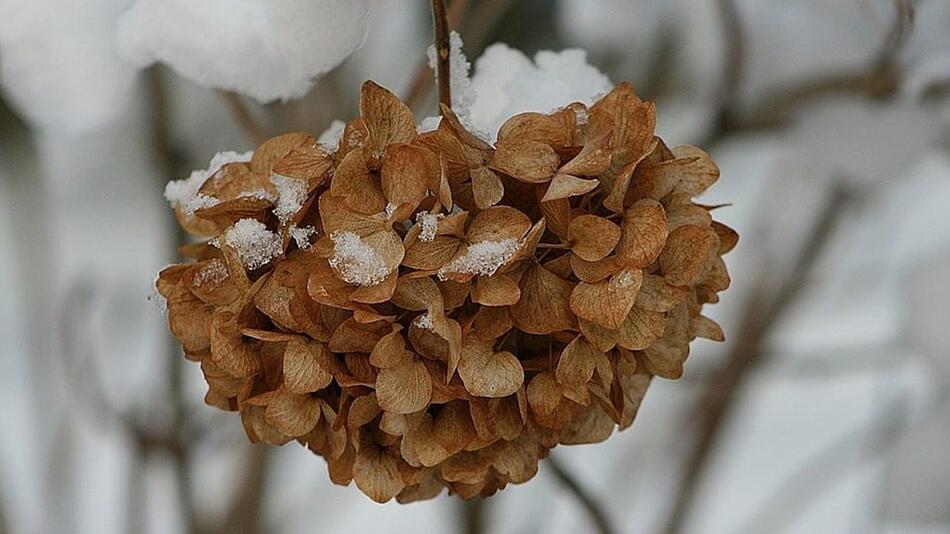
156;80;737;503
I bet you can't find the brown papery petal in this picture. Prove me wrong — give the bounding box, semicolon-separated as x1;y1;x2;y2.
540;174;599;203
458;337;524;398
497;111;573;148
490;138;559;184
616;306;666;350
361;81;417;154
570;270;642;329
376;359;433;414
570;254;622;283
403;236;461;271
318;194;388;237
558;129;612;176
527;372;562;418
511;264;576;335
369;329;410;369
689;314;725;342
465;205;532;244
670;145;720;196
539;197;572;240
273;146;333;190
264;392;322;437
353;446;406;503
578;318;618;352
636;277;685;314
382;144;430;217
251;132;315;173
569;215;621;262
349;270;398;304
284;339;333;393
555;336;599;392
391;276;442;311
658;225;713;287
712;221;739;255
329;149;386;215
471;166;505;209
471;274;521;307
617;199;668;268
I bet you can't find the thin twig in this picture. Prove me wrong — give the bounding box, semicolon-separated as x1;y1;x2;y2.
219;91;268;145
431;0;452;113
712;0;744;129
405;0;469;110
461;498;485;534
220;446;271;534
547;455;616;534
661;185;855;534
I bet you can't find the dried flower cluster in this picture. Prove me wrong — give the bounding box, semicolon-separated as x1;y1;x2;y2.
156;81;736;503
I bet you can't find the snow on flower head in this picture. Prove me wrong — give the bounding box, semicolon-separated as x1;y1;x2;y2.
224;218;281;270
116;0;369;102
415;212;443;242
289;225;317;250
270;174;308;225
165;150;253;213
439;33;612;141
329;231;389;287
438;239;520;280
194;258;229;287
317;120;346;151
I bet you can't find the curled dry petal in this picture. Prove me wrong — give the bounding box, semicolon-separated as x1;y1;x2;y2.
511;264;575;335
361;81;417;155
284;339;333;393
540;174;599;203
376;359;433;414
490;138;559;184
353;446;406;503
658;225;713;287
570;270;643;330
458;337;524;398
617;199;668;268
569;215;621;262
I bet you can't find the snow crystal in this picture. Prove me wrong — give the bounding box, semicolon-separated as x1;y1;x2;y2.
290;225;317;250
164;150;253;211
183;193;220;216
415;212;443;242
329;231;390;286
464;41;612;140
384;203;399;217
270;174;308;224
224;218;282;270
414;312;436;333
194;258;229;287
317;119;346;151
115;0;369;102
438;239;520;280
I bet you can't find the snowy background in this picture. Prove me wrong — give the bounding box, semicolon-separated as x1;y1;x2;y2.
1;1;949;533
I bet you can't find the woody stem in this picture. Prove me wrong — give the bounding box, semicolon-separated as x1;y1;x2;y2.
547;455;616;534
432;0;452;113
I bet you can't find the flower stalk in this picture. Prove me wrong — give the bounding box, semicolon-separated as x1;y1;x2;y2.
431;0;452;113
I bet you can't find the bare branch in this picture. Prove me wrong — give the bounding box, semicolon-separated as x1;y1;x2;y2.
219;91;268;145
547;455;616;534
431;0;452;113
